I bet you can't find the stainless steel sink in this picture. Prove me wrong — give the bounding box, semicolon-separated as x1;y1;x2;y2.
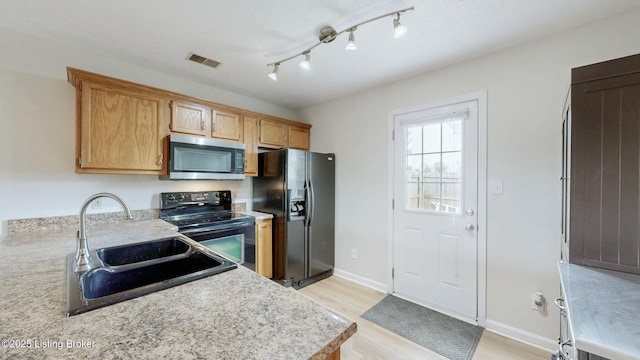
96;237;191;269
66;236;236;316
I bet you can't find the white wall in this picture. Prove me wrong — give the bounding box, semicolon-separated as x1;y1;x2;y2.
299;8;640;348
0;28;298;237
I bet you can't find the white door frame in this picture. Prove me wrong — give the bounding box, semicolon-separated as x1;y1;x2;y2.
387;91;487;326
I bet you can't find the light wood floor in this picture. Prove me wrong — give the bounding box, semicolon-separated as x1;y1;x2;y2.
298;276;552;360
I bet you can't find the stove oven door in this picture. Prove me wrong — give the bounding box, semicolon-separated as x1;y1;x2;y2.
184;222;256;271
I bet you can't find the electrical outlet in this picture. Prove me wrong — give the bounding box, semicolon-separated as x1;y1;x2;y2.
92;198;103;209
531;292;545;312
350;249;358;260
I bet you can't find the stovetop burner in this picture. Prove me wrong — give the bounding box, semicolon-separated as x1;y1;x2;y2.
159;191;254;233
166;212;252;227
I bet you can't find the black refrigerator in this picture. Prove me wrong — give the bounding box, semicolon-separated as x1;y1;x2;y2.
252;149;335;288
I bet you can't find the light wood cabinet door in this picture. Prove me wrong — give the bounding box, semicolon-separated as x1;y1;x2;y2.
259;118;287;148
212;109;241;141
78;81;166;174
288;125;310;150
170;100;207;136
243;116;259;176
256;219;273;278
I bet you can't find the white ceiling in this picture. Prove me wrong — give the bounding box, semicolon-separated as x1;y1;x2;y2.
1;0;639;110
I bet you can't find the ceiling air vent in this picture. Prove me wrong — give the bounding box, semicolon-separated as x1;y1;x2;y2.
188;53;221;69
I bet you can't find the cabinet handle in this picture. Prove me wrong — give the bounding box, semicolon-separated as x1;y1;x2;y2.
201;120;205;131
558;340;574;360
156;154;164;166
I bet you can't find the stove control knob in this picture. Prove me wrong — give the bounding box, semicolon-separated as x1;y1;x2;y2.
177;193;185;200
167;194;175;201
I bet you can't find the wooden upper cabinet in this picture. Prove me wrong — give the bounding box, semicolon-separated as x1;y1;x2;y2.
67;67;311;176
258;118;311;150
212;109;241;141
243;116;259;176
170;100;207;136
288;125;310;150
76;80;166;174
259;118;287;148
169;103;242;142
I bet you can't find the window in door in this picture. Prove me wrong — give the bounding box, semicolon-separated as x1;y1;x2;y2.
405;119;463;213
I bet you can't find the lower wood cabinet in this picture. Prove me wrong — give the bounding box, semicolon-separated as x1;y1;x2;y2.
255;218;273;278
326;349;340;360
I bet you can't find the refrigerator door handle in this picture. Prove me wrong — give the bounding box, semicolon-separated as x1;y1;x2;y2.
304;180;311;228
307;179;315;226
304;180;311;227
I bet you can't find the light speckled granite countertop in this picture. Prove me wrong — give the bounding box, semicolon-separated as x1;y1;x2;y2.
0;219;355;359
237;211;273;221
558;262;640;360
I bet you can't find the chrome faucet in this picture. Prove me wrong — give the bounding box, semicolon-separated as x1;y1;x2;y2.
74;192;133;273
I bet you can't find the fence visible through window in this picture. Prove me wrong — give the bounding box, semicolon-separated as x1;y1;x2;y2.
405;119;462;213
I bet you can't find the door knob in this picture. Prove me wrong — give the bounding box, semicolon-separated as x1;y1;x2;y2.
466;208;475;216
465;224;475;231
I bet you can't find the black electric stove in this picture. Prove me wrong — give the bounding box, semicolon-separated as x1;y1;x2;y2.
160;190;256;268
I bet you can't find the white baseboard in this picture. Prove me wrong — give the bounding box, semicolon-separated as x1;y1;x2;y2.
485;320;557;354
333;268;388;293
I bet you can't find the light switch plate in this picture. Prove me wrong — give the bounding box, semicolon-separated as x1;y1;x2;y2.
489;179;503;195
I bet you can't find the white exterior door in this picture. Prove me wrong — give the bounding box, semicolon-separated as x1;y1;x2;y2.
392;99;479;324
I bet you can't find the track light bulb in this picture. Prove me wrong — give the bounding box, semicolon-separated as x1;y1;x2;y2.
268;64;279;81
265;7;413;76
393;15;408;39
299;52;311;70
345;30;357;51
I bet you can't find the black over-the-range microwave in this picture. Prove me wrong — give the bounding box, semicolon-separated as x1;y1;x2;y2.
160;134;245;180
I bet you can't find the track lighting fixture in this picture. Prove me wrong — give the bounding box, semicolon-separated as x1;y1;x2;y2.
268;63;279;81
266;6;414;79
299;52;311;70
393;13;408;39
345;29;358;51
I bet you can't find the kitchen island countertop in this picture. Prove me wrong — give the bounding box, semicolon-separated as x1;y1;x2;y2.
558;262;640;360
0;219;355;359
